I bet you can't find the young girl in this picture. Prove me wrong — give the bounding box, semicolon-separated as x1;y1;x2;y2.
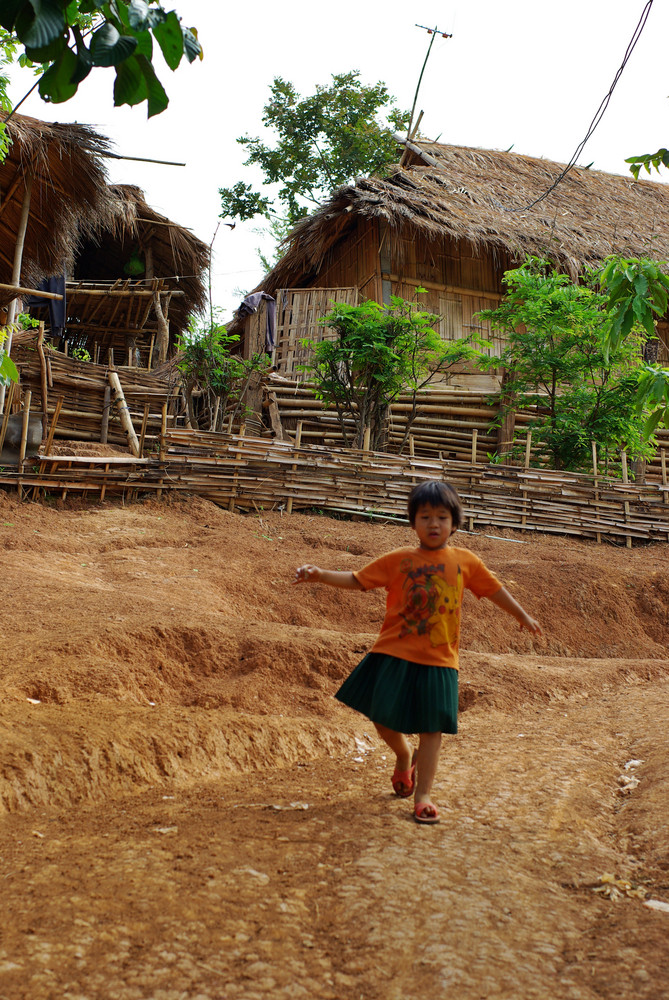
294;480;541;825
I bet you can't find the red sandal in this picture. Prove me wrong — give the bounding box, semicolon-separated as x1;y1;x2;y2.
414;801;440;825
391;751;417;798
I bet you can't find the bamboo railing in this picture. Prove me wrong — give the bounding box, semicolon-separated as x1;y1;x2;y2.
2;430;667;545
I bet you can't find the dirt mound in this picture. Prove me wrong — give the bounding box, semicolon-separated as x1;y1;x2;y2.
1;491;668;813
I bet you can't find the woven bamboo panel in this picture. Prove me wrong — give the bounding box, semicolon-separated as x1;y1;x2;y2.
273;287;359;377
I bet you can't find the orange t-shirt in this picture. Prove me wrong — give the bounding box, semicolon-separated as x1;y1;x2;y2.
353;546;502;670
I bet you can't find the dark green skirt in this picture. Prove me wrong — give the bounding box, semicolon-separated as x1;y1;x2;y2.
335;652;458;734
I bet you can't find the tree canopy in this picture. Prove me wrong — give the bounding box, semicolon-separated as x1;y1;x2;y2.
219;71;408;234
0;1;202;118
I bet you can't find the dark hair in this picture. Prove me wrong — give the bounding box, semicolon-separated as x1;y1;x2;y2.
407;480;463;529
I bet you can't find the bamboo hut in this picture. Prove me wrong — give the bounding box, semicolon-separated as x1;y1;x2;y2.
236;140;669;385
27;184;210;369
0;111;114;297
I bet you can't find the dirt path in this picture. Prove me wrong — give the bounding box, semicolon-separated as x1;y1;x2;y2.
2;675;668;1000
0;495;668;998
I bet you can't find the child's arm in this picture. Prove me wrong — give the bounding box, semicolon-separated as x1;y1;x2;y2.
294;564;364;590
486;587;541;634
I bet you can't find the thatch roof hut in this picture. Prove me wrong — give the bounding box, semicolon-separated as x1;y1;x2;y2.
0;111;113;299
73;184;209;332
56;184;210;365
241;141;669;380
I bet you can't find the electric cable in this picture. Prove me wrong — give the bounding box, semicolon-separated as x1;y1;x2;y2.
504;0;655;213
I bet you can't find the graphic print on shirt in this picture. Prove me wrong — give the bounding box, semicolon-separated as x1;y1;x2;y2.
398;561;463;647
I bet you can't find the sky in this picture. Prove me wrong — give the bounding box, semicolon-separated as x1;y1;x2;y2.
7;0;669;320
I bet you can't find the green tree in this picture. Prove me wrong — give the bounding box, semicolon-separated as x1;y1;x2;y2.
0;1;201;118
219;71;408;237
177;311;270;432
477;258;654;471
596;255;669;438
300;294;486;452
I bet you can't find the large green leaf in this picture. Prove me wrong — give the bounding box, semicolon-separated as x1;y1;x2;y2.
113;52;146;106
15;0;65;50
0;353;19;384
38;45;79;102
135;53;167;117
90;21;137;66
153;10;182;69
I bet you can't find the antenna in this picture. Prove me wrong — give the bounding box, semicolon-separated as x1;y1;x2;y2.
406;24;453;142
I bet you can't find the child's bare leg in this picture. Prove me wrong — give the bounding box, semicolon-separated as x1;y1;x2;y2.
415;731;442;806
373;722;412;772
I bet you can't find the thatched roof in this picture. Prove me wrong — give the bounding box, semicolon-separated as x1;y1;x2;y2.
257;140;669;294
0;112;114;292
72;183;209;335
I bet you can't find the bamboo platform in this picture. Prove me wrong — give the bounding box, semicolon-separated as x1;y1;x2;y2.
2;430;667;546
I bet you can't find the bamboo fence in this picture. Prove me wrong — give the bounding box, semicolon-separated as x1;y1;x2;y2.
11;340;178;451
1;429;667;545
267;377;669;479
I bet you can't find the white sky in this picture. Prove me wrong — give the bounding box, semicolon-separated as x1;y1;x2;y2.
7;0;669;319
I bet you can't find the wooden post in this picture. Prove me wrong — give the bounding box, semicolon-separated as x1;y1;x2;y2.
138;402;150;457
286;420;303;515
0;382;16;453
157;401;168;500
362;425;371;453
17;389;31;500
108;370;140;457
32;394;64;500
524;430;532;469
100;384;111;444
621;449;632;549
147;333;156;370
36;322;48;429
592;441;601;544
0;167;34;415
228;423;246;513
520;430;532;529
471;428;478;465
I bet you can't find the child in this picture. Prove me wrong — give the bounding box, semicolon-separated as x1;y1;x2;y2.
294;480;541;825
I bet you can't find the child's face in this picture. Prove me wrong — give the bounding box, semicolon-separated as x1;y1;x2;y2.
413;503;455;550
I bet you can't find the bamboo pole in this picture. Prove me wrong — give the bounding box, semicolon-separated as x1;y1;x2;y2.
591;442;601;544
157;401;168;499
621;450;632;549
138;403;150;457
228;424;246;513
36;322;48;428
0;382;16;453
100;384;111;444
0;168;34;415
17;389;31;500
286;420;302;515
108;370;140;457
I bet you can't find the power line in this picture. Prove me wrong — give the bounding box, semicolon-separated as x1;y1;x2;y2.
505;0;655;213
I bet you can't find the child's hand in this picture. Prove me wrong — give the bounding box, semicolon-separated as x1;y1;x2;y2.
518;613;542;635
294;564;322;585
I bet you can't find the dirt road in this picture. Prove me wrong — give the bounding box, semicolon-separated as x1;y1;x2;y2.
0;494;668;999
